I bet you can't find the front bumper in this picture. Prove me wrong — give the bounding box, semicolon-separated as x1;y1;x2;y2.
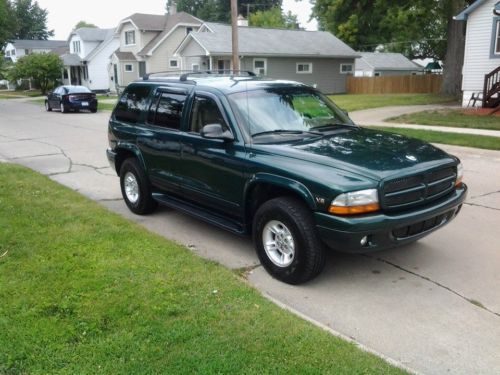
315;184;467;253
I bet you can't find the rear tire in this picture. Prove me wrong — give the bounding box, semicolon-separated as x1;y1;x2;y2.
253;196;326;284
60;103;67;113
119;158;157;215
45;100;52;111
90;108;97;113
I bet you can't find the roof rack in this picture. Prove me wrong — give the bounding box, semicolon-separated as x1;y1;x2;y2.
143;70;256;82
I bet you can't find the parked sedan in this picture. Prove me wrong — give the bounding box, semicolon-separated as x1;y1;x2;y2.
45;85;98;113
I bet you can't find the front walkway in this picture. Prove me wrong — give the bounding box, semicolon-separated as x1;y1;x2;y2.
350;105;500;138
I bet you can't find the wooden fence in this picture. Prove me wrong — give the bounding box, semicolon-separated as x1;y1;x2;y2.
346;74;443;94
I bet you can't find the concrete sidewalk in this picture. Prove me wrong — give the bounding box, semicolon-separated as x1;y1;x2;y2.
350;105;500;138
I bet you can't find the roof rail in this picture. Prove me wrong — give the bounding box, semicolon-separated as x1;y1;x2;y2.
143;70;256;82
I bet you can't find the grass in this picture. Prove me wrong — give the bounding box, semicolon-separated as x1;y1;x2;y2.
329;93;457;112
387;109;500;131
0;163;403;374
370;126;500;151
0;90;43;99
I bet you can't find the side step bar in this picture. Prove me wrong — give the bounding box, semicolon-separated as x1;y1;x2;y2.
152;193;246;235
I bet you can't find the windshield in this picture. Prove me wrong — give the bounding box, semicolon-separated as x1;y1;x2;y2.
228;88;354;139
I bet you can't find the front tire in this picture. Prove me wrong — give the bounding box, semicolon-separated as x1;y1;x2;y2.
119;158;157;215
45;100;52;111
253;196;326;284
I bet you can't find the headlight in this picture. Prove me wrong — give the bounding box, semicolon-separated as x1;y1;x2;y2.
455;163;463;187
328;188;380;215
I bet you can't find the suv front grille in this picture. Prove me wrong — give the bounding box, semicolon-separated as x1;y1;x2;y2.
381;166;457;211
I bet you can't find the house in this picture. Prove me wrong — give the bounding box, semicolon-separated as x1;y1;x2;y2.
62;27;119;92
173;22;359;93
354;52;423;77
455;0;500;107
4;39;68;63
111;6;202;89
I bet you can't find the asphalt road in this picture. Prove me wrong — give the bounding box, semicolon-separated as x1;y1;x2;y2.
1;100;499;374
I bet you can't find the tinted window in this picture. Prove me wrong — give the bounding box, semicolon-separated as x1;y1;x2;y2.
147;92;186;129
67;86;91;94
189;96;227;134
114;85;151;124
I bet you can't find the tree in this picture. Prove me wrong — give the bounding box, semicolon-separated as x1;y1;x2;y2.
311;0;475;95
74;20;98;29
167;0;282;23
0;0;16;48
13;0;54;40
249;7;299;29
11;53;63;94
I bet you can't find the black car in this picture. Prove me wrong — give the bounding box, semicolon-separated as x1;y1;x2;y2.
45;85;98;113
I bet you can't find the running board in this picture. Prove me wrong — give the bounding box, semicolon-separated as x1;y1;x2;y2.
152;193;246;235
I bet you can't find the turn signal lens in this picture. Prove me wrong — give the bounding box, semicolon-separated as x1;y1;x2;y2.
329;203;380;215
455;163;463;187
329;189;380;215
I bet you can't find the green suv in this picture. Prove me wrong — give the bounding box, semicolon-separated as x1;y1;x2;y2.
106;72;467;284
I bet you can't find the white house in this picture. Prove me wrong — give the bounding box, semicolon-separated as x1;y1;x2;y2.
456;0;500;107
4;39;67;63
62;28;119;92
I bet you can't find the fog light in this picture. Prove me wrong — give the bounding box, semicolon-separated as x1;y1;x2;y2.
360;236;368;246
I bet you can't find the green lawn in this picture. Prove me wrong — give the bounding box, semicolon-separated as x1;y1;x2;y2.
0;164;403;374
329;94;457;112
387;109;500;131
0;90;43;99
370;126;500;151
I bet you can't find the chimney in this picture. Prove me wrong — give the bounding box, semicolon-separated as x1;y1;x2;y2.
237;14;248;27
168;2;177;15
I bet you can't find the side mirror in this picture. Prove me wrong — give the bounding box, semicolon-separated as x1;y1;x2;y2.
201;123;234;142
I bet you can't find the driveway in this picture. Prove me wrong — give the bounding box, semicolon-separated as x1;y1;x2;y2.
1;100;499;374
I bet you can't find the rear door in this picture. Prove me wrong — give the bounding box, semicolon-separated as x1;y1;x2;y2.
137;87;188;196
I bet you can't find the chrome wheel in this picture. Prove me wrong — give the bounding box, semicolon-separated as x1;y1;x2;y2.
60;103;65;112
262;220;295;267
124;171;139;204
45;101;50;111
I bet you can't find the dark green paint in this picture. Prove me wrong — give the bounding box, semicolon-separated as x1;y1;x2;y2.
107;76;466;252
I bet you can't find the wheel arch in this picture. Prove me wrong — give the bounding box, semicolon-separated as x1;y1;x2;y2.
244;173;317;230
114;143;147;176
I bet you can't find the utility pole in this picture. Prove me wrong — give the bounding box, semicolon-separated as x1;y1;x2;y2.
231;0;240;71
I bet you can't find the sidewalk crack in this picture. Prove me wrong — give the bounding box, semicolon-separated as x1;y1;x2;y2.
362;254;500;318
464;202;500;211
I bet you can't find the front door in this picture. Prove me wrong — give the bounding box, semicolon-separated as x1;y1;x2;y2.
113;64;119;86
180;93;245;218
217;59;230;73
139;62;146;78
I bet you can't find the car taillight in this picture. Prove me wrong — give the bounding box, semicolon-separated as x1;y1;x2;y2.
69;95;76;100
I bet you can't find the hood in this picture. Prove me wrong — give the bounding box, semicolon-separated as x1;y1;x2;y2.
252;127;456;181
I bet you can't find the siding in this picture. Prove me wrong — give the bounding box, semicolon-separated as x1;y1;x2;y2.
462;0;499;92
240;57;353;94
147;26;199;72
87;37;120;91
120;24;159;55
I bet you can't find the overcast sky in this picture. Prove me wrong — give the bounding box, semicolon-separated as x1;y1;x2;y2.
35;0;318;40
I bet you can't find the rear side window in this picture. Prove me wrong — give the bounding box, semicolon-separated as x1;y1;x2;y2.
114;85;151;124
147;92;186;129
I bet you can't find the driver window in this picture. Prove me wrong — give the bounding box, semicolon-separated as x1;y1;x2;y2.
189;96;227;134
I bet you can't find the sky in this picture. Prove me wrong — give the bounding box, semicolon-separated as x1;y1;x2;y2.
35;0;318;40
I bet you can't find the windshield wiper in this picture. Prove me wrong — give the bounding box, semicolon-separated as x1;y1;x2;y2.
252;129;320;137
310;123;356;131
